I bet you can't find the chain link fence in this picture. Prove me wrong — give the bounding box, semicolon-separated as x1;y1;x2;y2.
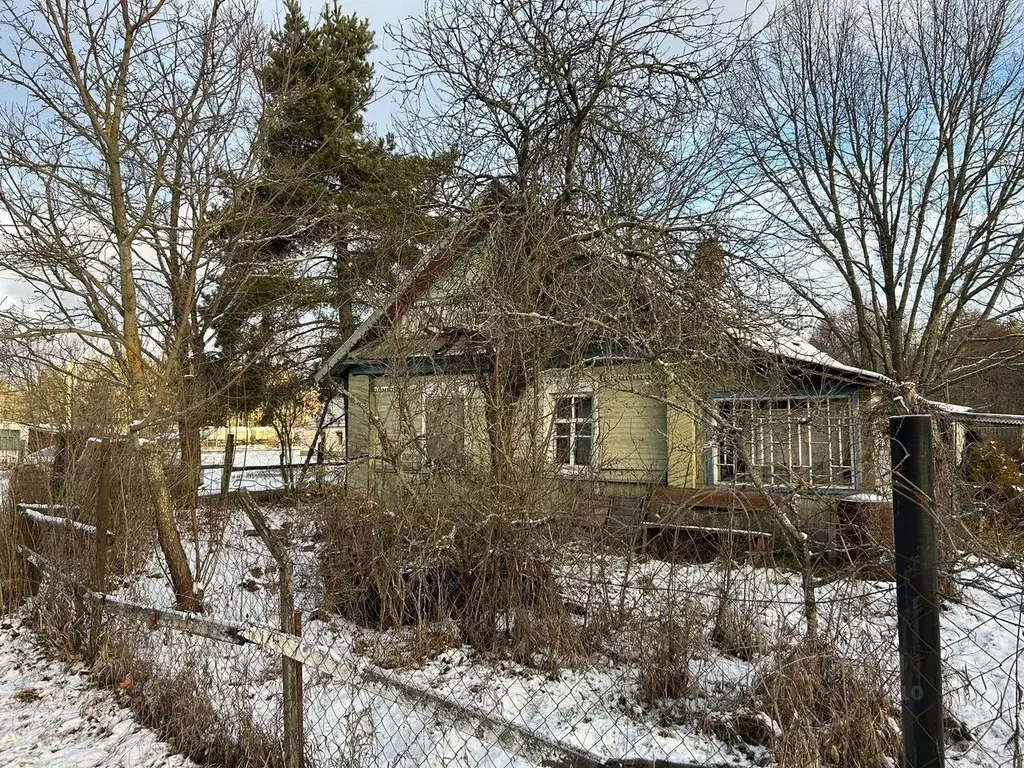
2;428;1024;768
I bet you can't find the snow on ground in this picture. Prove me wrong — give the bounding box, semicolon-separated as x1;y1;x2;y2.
0;617;195;768
32;500;1024;768
198;449;344;495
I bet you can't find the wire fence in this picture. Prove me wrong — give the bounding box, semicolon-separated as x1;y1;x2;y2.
2;432;1024;768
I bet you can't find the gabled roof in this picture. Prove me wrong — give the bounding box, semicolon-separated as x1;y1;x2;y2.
313;246;462;382
315;216;918;400
316;242;899;388
742;330;897;388
313;194;499;383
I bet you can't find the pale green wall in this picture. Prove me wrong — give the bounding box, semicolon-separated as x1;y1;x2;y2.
347;368;881;498
353;367;674;488
346;374;373;493
667;391;701;488
594;376;668;484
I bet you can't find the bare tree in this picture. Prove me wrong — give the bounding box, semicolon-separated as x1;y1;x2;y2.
729;0;1024;394
389;0;753;474
0;0;263;609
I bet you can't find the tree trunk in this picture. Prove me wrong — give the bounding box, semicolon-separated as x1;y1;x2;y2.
275;423;294;494
139;441;202;612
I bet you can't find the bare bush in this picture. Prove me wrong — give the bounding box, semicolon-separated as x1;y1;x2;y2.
753;639;901;768
316;483;585;664
0;498;25;611
711;594;768;662
93;623;285;768
636;599;708;707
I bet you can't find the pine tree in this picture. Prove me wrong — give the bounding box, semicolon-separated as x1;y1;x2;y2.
206;1;451;442
252;0;449;338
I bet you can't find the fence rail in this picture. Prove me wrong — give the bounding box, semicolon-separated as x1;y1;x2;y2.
18;504;114;542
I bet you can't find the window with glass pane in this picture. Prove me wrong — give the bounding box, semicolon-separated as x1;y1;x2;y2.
713;396;855;488
554;395;595;467
423;394;466;468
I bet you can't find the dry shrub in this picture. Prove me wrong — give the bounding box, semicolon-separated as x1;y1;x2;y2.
636;599;707;705
0;501;23;612
93;626;285;768
9;463;53;506
30;581;91;657
67;439;158;573
711;595;767;661
965;440;1022;495
10;442;159;578
754;639;900;767
317;481;584;664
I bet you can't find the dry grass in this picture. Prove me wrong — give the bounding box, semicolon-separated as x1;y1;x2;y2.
30;581;90;657
711;595;768;662
11;687;42;703
0;501;24;613
636;599;707;705
753;639;901;768
92;624;286;768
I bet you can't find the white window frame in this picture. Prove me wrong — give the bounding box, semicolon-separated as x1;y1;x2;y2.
711;395;857;489
551;392;598;470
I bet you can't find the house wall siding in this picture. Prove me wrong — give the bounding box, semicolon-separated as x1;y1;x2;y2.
667;392;701;488
596;380;667;484
357;367;669;485
346;374;373;492
341;368;887;537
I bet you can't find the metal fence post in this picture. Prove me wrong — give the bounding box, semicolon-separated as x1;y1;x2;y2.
890;414;944;768
294;609;304;761
219;432;235;503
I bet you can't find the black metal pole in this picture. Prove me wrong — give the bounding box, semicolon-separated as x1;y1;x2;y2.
890;414;944;768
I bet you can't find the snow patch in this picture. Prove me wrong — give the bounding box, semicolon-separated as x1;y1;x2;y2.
0;618;197;768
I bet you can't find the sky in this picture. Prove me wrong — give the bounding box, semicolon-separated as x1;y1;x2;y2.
0;0;428;307
0;0;763;311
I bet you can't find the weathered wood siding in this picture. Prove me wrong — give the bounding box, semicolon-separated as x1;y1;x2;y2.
595;379;667;484
353;367;670;489
666;390;702;488
346;374;373;492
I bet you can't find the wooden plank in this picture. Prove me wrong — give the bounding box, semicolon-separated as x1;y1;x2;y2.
652;486;784;511
605;497;647;545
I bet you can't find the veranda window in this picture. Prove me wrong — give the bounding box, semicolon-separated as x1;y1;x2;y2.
554;395;594;467
714;396;856;488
